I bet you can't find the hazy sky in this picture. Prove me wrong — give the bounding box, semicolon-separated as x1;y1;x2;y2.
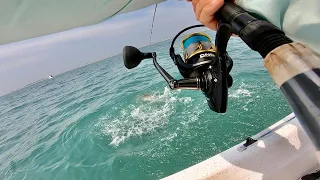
0;1;204;96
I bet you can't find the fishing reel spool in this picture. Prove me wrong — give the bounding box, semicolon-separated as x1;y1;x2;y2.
123;24;234;113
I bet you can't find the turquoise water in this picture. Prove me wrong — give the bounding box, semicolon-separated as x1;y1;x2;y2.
0;34;291;180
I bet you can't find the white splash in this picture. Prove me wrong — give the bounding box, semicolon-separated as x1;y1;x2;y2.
229;82;253;98
101;87;193;146
160;132;177;142
242;98;254;111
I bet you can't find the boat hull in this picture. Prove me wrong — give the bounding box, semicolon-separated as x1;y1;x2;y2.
163;113;319;180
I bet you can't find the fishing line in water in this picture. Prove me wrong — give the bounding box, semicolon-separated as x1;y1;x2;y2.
149;4;158;45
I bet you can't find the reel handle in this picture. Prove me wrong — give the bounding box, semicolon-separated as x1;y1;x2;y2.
122;46;203;90
152;52;202;90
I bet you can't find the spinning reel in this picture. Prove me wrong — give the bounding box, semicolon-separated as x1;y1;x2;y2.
123;24;234;113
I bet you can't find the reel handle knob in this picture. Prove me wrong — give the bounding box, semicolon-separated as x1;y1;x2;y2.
123;46;152;69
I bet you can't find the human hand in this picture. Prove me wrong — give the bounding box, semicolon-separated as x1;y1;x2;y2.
187;0;224;30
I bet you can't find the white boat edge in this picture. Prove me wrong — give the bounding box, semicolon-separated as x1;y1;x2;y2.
162;113;320;180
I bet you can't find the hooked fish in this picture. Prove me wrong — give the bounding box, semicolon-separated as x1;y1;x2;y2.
141;94;155;101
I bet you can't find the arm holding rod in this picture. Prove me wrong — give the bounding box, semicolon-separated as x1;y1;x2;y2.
217;2;320;156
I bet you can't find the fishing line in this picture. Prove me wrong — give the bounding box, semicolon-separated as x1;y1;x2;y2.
149;4;158;45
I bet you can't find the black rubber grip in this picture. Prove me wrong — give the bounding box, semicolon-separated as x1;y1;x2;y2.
216;2;293;58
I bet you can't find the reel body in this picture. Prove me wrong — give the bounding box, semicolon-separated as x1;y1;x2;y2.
123;24;234;113
179;32;216;78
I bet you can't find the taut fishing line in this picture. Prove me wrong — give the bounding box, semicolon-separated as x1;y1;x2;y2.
149;4;158;45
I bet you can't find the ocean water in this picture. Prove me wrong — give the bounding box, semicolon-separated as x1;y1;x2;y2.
0;33;291;180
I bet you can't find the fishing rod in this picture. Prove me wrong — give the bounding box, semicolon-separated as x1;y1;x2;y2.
122;1;320;158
